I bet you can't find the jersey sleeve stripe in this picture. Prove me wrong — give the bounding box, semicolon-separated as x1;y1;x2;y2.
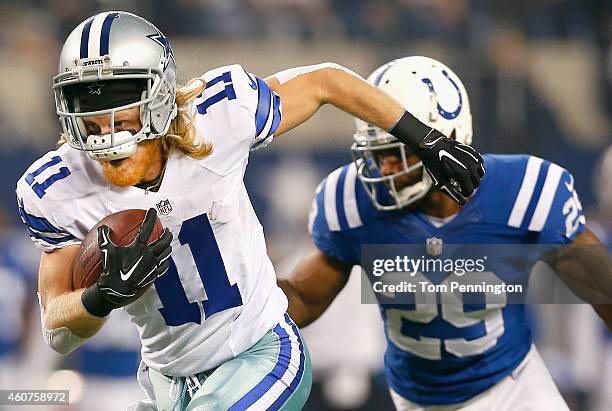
335;166;350;230
17;198;76;246
18;199;63;234
307;182;324;233
324;168;343;231
507;157;543;228
252;93;281;151
255;78;272;137
527;163;564;231
26;228;76;245
307;196;318;234
254;83;281;146
343;163;363;228
26;227;75;240
266;94;282;138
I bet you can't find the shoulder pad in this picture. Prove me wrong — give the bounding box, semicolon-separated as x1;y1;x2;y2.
478;154;584;241
193;65;281;175
15;146;100;250
309;162;374;234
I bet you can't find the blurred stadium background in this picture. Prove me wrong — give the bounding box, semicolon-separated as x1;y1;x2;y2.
0;0;610;410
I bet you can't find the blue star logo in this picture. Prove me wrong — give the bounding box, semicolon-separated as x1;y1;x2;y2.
147;31;176;69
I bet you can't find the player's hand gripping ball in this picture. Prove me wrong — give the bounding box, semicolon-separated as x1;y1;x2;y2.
74;208;173;317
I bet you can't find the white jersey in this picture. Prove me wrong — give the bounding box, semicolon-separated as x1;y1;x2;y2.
16;64;287;376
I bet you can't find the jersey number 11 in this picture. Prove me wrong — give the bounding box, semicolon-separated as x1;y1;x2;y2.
155;213;243;326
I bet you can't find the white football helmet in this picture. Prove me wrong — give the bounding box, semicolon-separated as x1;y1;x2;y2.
352;56;473;210
53;11;177;160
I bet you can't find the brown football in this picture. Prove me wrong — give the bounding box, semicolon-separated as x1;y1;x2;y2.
72;209;164;290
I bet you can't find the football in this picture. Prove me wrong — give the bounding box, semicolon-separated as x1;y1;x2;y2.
72;209;164;290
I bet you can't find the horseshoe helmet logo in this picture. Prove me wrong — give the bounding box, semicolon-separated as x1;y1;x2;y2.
421;70;463;120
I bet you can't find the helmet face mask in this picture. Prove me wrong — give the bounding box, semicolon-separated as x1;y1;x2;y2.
353;56;473;211
53;12;178;161
351;126;432;211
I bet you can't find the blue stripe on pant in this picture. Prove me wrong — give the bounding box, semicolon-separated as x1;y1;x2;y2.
228;314;309;410
269;315;306;410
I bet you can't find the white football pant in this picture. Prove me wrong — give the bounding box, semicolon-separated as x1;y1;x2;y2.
390;345;569;411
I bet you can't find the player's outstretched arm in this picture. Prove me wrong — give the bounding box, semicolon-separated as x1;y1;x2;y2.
543;228;612;330
265;63;484;204
39;246;107;354
266;63;403;138
278;250;353;328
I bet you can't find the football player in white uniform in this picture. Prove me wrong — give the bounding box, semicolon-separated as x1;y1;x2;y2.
16;12;484;411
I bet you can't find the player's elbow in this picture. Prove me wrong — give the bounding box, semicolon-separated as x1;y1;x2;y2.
316;62;362;104
46;339;77;356
42;324;90;355
278;278;317;328
319;62;351;75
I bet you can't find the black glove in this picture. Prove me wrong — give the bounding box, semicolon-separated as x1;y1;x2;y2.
415;129;485;205
81;208;173;317
389;111;485;205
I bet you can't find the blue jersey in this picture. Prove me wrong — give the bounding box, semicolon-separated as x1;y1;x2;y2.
309;154;586;405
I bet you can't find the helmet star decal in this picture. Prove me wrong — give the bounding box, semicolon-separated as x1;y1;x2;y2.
146;31;176;69
88;82;105;95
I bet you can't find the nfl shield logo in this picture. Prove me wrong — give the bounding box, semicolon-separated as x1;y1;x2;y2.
155;199;172;216
426;237;443;257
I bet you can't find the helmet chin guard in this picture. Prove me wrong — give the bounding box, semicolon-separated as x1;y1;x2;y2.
86;130;137;160
353;56;473;211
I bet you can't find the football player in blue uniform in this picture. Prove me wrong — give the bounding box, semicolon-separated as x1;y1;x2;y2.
279;56;611;410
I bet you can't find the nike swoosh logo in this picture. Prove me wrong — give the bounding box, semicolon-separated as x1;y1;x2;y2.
420;130;443;147
246;73;257;90
439;150;467;169
121;255;144;281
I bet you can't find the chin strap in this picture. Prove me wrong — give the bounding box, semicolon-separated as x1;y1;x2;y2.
395;173;432;206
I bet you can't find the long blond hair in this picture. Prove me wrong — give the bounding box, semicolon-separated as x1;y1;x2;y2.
161;77;212;158
58;77;213;159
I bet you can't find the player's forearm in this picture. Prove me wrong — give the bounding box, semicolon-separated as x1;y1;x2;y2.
267;63;404;137
320;66;405;131
545;229;612;304
277;278;327;328
279;251;352;328
44;289;106;338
